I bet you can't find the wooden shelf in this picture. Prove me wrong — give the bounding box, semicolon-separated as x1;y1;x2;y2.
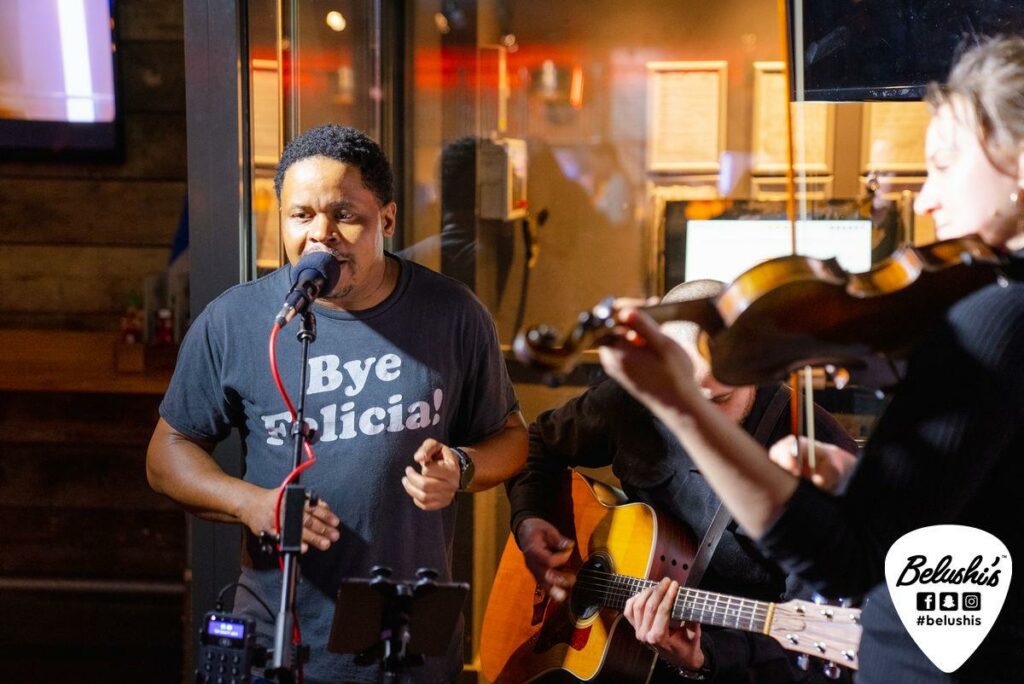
0;329;172;395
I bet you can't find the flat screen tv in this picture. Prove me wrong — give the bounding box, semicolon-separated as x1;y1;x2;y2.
788;0;1024;101
0;0;122;160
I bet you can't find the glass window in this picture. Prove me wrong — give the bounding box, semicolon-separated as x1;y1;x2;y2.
401;1;932;346
248;0;383;276
245;0;937;666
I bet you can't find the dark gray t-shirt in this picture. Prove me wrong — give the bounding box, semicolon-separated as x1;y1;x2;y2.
160;254;518;683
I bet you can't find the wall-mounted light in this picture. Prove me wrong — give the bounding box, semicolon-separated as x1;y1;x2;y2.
540;60;558;96
569;65;584;109
434;12;451;34
438;1;466;32
326;11;347;32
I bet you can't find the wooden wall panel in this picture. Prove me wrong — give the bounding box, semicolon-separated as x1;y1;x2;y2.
0;506;185;579
0;390;183;581
0;445;176;510
0;1;188;680
0;179;185;245
120;41;187;113
0;592;183;647
0;115;188;181
0;246;172;315
0;0;188;331
0;310;124;332
0;392;160;445
0;592;182;684
118;0;185;42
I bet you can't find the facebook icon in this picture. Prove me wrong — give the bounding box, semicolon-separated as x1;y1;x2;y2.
917;592;936;611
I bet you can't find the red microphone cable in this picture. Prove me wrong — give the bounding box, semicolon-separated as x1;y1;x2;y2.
268;323;315;677
268;324;318;535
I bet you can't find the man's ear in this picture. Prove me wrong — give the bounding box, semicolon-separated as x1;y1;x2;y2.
381;202;397;237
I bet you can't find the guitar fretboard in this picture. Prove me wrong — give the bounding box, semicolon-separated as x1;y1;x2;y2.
576;569;772;632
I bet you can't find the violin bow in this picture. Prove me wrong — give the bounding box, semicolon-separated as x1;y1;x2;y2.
778;0;816;470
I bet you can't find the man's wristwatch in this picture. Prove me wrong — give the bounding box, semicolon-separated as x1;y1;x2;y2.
674;663;713;681
451;446;475;491
657;657;712;681
655;643;714;681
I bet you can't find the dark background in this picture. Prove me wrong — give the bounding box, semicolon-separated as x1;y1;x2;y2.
791;0;1024;100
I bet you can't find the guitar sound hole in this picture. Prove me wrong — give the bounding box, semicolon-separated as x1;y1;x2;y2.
571;553;611;621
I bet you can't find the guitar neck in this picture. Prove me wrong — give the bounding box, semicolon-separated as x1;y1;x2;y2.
599;574;772;633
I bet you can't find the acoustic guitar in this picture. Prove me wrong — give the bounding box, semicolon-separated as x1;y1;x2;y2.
480;472;861;682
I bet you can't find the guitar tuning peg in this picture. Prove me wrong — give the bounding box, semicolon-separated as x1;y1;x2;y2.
796;654;810;671
822;661;842;679
370;565;393;579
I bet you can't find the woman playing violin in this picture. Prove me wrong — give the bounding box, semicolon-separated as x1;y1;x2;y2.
603;37;1024;683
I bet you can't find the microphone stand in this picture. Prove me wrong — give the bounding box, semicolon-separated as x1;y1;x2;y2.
267;310;317;683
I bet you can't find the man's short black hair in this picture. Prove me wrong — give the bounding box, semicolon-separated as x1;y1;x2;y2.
274;125;394;206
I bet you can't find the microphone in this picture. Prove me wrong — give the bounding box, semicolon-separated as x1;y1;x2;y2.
275;252;342;327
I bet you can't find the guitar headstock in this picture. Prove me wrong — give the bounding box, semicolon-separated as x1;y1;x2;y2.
767;598;862;671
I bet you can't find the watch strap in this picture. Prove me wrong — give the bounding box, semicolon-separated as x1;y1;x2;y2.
451;446;474;490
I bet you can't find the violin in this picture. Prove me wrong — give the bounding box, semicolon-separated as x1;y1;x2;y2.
513;235;1009;388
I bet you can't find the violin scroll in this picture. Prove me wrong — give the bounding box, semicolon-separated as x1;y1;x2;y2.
512;297;618;379
514;295;724;382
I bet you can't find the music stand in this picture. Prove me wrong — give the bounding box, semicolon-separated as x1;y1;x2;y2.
328;566;469;683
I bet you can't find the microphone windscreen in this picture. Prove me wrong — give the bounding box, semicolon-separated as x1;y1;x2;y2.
291;251;341;293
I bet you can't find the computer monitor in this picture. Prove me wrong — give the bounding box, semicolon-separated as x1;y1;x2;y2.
683;218;872;284
662;199;876;290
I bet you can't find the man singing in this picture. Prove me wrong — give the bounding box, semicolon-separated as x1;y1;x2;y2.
147;125;527;683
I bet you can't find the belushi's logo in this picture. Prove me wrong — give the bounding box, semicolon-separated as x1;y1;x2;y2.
895;554;1003;588
885;526;1012;674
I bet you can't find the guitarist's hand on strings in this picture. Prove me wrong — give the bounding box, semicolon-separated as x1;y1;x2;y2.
516;517;575;602
625;577;705;671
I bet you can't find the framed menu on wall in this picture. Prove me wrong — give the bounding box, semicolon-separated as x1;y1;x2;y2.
752;61;835;176
861;102;930;174
646;61;727;174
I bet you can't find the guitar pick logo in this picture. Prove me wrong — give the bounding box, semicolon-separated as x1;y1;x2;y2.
885;525;1011;673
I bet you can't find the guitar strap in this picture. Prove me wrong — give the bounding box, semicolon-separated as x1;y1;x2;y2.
684;384;793;588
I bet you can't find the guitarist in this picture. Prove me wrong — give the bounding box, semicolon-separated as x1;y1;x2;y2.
506;279;858;682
